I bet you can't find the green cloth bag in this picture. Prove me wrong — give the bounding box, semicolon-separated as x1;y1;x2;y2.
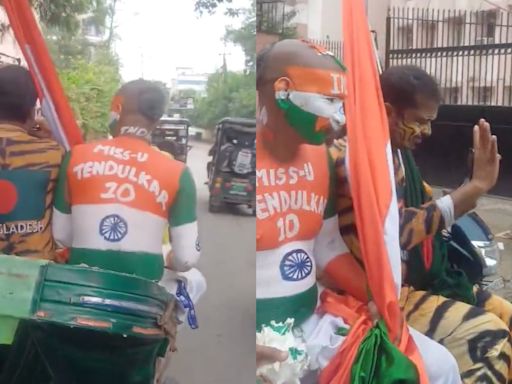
351;321;419;384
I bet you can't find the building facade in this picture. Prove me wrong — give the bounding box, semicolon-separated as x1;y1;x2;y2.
258;0;512;106
170;67;208;96
387;0;512;105
80;13;108;45
0;8;25;66
273;0;390;60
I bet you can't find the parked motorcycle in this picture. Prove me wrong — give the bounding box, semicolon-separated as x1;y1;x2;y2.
448;210;504;291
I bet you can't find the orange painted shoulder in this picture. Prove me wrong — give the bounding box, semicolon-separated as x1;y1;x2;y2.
151;145;175;160
303;142;327;153
300;143;328;163
151;145;180;164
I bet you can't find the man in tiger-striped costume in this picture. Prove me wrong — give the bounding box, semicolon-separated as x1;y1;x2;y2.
330;65;512;383
0;65;63;260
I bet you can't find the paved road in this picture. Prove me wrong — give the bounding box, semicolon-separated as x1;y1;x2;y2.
433;189;512;299
168;141;255;384
472;195;512;300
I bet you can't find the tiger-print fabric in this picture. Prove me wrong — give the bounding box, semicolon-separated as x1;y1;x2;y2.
0;124;63;259
476;287;512;340
402;287;512;384
329;139;363;268
329;139;445;259
330;139;512;382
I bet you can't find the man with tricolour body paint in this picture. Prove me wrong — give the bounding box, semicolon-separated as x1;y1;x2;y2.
52;81;206;368
255;40;460;383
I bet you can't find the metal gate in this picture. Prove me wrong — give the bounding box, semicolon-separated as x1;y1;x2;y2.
385;7;512;198
385;7;512;106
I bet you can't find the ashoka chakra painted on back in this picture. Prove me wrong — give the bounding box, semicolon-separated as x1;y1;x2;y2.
280;249;313;282
99;214;128;242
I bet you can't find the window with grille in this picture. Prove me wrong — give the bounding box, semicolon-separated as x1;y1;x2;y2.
474;86;493;104
447;16;464;46
441;87;460;104
256;0;286;35
397;24;414;49
476;10;497;43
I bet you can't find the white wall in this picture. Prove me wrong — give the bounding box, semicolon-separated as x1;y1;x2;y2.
368;0;392;61
288;0;390;55
0;8;25;66
319;0;342;40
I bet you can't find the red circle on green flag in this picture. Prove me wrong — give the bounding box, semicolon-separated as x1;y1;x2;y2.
0;180;18;214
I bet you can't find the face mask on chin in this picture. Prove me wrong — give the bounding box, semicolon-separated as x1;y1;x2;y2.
275;95;346;145
108;111;120;136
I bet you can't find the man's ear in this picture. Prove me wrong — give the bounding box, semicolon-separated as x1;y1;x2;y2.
23;107;37;132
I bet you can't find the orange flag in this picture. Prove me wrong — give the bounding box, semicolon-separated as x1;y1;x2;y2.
3;0;83;149
320;0;428;382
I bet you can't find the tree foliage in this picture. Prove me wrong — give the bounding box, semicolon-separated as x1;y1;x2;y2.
39;0;122;140
194;0;241;17
280;9;298;39
192;0;255;129
59;49;121;140
191;71;255;129
31;0;108;35
45;28;92;69
224;4;255;72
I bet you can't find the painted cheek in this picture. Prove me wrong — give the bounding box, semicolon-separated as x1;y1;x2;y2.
395;122;418;147
422;123;432;136
404;122;421;139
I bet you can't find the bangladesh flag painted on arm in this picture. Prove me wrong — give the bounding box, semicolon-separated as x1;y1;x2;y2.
0;170;50;223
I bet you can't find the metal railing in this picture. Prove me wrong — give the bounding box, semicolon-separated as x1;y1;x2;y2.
256;0;286;35
385;7;512;106
0;51;21;65
308;39;343;60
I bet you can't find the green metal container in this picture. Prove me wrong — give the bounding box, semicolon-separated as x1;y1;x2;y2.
0;255;174;384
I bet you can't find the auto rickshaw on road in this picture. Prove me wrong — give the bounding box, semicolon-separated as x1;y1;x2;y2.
207;118;256;215
152;117;191;163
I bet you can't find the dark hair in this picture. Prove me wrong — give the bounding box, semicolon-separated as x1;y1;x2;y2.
122;79;168;122
380;65;441;111
256;43;276;89
0;65;38;123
